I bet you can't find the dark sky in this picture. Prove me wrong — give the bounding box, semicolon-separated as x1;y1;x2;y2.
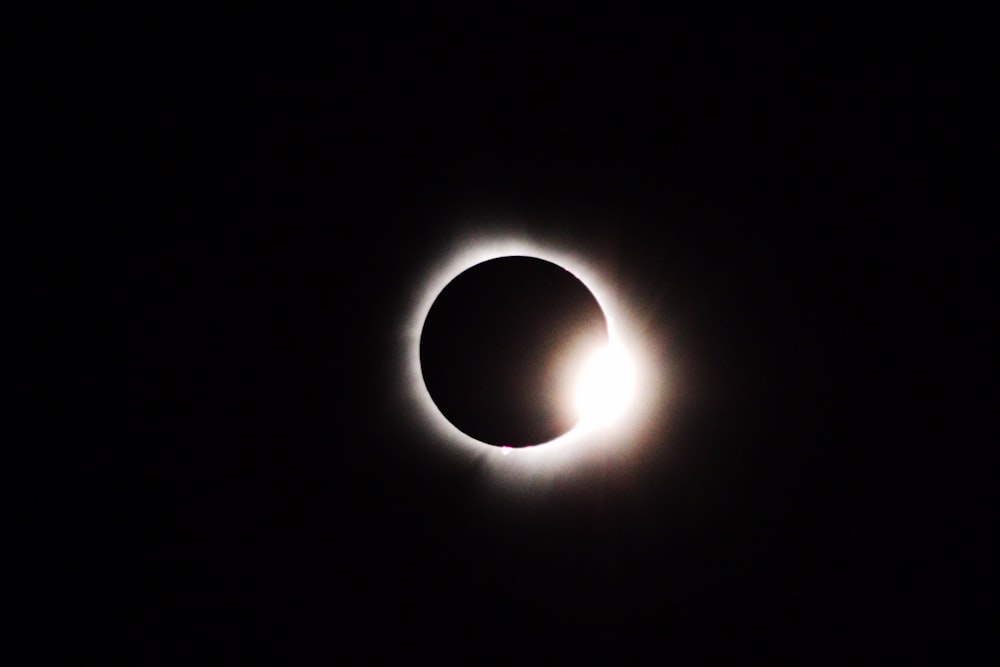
53;13;977;662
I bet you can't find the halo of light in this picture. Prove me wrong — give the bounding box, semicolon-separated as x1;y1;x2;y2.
402;226;671;496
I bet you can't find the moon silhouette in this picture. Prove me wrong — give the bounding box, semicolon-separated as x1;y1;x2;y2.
419;256;609;447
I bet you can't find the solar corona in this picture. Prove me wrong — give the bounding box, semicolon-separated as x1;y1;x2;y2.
402;229;670;488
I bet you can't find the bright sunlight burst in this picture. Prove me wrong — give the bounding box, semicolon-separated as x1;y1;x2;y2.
573;342;636;428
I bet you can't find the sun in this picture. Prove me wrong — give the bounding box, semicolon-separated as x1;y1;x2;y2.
400;225;671;494
572;341;637;429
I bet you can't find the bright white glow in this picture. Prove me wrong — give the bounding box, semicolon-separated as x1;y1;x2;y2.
399;224;673;499
573;342;636;428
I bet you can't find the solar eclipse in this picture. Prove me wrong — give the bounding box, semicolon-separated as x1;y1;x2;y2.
404;230;669;486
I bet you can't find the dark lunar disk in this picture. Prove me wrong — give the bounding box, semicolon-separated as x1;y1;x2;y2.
420;256;608;447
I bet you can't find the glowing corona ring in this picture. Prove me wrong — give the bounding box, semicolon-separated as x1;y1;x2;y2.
403;228;668;491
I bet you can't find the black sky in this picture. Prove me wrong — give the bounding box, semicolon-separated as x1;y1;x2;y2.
49;13;979;662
